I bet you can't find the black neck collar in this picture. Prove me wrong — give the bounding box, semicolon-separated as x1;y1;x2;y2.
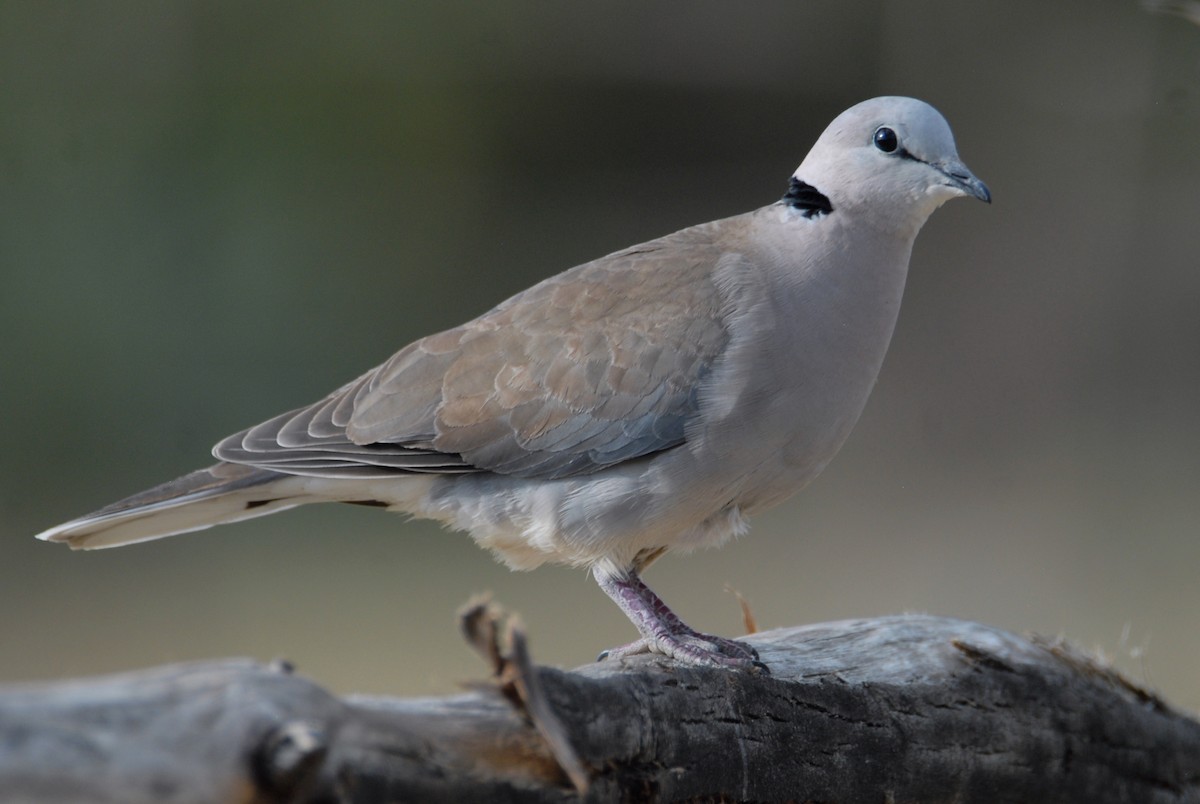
781;177;833;219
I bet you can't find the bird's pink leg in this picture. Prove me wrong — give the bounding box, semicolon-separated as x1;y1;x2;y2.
594;569;764;670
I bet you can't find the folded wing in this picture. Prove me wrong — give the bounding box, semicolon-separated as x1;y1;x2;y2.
214;228;732;480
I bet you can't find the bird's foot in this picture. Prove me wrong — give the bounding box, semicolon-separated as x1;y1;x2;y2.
594;565;767;671
598;630;764;670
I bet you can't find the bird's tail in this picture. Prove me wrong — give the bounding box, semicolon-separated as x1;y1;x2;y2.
35;463;309;550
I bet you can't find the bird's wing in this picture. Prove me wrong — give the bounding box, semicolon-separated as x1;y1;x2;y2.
214;224;733;480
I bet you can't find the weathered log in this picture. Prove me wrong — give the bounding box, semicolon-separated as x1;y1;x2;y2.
1;606;1197;803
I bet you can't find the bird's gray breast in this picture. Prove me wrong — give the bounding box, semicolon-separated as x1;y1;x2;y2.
681;214;913;513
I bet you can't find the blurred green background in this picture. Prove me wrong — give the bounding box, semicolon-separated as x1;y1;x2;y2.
3;1;1198;708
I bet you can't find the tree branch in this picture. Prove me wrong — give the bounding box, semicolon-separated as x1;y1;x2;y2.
3;605;1197;803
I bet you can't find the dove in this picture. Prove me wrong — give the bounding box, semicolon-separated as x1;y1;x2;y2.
36;97;990;669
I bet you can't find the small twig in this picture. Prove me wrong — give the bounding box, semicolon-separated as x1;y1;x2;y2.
1144;0;1200;26
1031;632;1172;714
458;594;590;795
723;582;759;635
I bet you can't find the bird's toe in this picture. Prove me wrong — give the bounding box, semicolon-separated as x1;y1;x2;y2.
598;631;763;671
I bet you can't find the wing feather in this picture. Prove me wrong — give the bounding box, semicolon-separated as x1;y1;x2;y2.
212;220;736;480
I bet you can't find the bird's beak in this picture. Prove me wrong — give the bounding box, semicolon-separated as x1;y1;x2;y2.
936;159;991;204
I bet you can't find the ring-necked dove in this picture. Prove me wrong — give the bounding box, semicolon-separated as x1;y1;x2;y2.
36;96;990;669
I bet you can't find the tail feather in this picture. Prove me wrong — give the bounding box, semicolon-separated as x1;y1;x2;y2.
35;463;308;550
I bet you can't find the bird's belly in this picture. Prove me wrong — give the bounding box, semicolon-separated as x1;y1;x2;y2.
397;460;736;571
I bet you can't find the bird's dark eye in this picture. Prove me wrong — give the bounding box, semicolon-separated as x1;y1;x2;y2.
873;126;899;153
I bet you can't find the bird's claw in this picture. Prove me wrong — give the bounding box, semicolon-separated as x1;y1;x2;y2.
598;632;766;672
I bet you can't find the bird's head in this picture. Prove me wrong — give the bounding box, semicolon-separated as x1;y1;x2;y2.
793;96;990;236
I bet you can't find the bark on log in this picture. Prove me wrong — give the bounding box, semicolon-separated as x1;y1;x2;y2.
1;607;1197;803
